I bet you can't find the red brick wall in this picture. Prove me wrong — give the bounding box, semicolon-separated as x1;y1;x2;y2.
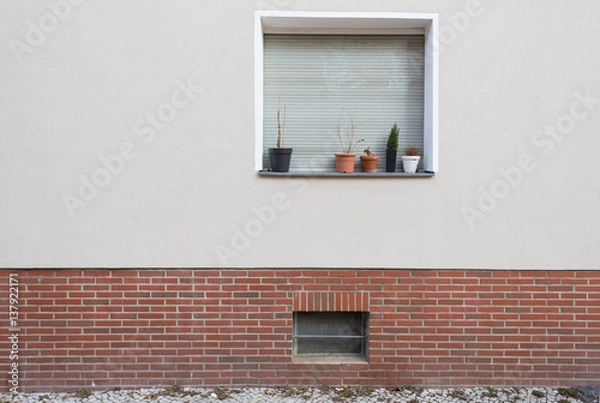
1;269;599;392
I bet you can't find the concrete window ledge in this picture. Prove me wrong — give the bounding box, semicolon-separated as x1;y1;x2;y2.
259;170;435;178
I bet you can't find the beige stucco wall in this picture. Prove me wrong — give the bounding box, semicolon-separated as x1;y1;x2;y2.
1;0;599;268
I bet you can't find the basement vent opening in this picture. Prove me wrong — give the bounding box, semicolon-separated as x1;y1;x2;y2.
293;311;368;362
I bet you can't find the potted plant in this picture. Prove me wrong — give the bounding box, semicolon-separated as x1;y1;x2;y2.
360;147;378;173
268;97;293;172
335;104;364;173
386;123;399;172
402;147;420;173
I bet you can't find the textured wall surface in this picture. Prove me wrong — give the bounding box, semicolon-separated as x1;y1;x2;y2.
1;0;599;268
1;269;599;392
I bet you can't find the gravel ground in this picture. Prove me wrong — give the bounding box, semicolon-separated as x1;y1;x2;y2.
1;386;598;403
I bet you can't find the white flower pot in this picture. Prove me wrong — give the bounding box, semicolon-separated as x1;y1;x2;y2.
401;156;420;173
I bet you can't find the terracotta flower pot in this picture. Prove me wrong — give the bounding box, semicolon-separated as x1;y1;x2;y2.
334;153;356;173
360;155;379;173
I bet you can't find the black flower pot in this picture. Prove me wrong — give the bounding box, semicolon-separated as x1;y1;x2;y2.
385;149;397;172
268;148;293;172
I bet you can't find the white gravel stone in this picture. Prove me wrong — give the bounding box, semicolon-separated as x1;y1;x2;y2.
0;387;594;403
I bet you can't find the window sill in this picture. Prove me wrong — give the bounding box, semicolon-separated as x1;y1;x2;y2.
292;355;369;364
259;170;434;178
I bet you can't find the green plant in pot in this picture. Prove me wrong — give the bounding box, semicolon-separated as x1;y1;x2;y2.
386;123;399;172
268;97;293;172
335;104;364;173
402;146;421;173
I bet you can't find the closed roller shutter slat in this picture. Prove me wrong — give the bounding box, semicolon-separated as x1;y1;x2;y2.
263;35;425;171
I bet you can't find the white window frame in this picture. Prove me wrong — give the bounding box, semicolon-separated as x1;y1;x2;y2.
254;11;439;173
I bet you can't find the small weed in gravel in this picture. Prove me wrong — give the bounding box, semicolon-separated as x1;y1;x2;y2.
558;388;581;399
483;387;499;398
356;386;372;397
75;388;92;399
213;388;230;400
157;385;198;398
450;389;468;401
332;386;356;401
532;390;546;398
277;385;296;398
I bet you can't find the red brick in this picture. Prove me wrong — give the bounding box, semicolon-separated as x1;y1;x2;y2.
8;268;600;391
